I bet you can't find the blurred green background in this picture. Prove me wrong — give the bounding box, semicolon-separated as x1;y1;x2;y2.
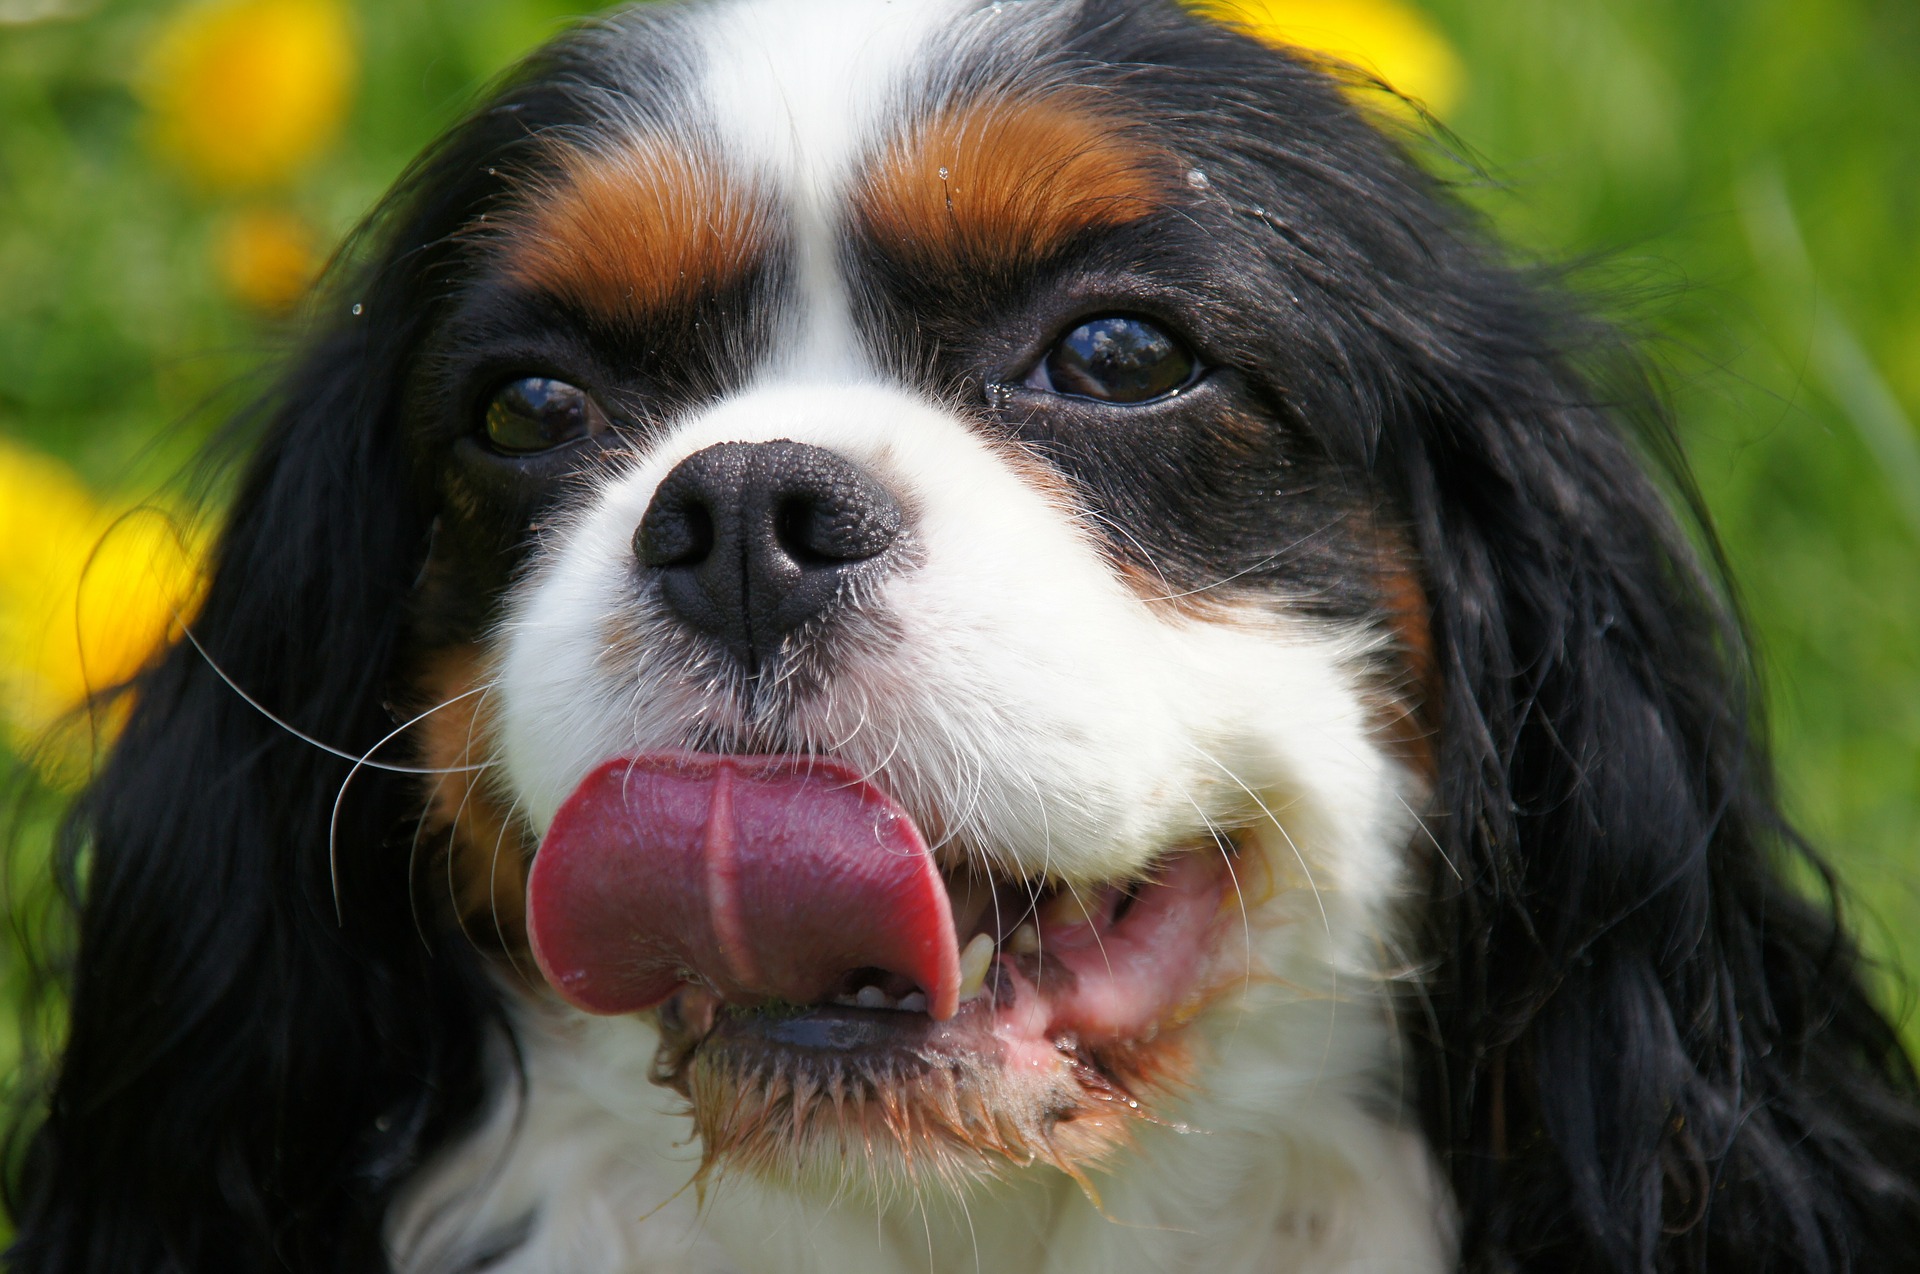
1;0;1916;1212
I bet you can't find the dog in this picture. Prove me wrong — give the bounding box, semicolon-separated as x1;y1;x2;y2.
12;1;1920;1270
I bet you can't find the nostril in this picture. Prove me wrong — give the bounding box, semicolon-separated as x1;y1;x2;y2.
774;494;899;567
775;490;901;567
635;496;715;569
773;496;828;567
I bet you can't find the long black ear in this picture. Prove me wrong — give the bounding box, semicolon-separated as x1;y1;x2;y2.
3;239;484;1270
1;59;596;1272
1049;7;1920;1265
1397;299;1920;1268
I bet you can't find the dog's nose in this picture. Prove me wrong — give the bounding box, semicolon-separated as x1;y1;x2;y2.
635;440;904;665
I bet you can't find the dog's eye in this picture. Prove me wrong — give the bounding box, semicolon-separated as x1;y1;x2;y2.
482;377;606;455
1028;316;1197;404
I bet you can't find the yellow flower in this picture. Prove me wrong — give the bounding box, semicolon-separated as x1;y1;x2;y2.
0;443;208;788
144;0;355;191
1188;0;1464;118
215;205;324;312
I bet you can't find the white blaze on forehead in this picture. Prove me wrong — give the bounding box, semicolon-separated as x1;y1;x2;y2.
686;0;1067;378
694;0;967;379
694;0;976;186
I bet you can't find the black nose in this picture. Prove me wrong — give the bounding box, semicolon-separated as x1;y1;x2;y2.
635;441;904;666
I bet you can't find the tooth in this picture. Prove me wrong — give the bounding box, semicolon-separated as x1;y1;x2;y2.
898;991;927;1013
945;867;992;938
958;932;995;1001
1043;888;1097;928
1006;923;1040;955
854;985;890;1009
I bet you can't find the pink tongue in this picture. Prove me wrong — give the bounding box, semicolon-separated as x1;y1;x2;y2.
526;754;961;1021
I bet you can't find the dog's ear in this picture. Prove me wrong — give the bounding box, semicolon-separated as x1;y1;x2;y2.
2;62;598;1270
6;252;479;1271
1395;339;1920;1269
1022;10;1920;1262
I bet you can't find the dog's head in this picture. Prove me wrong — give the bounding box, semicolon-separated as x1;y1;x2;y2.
408;0;1436;1190
19;1;1920;1270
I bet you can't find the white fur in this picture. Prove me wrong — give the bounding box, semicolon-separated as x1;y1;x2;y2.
390;1;1454;1269
695;0;968;378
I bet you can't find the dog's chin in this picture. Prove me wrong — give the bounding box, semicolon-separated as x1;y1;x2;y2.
641;842;1245;1195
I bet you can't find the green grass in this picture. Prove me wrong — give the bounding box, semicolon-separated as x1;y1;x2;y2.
3;0;1917;1215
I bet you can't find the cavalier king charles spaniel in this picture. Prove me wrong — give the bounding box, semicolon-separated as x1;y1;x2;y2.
13;1;1920;1271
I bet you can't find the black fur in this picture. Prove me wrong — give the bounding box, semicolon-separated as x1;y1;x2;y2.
10;2;1920;1270
1;42;614;1274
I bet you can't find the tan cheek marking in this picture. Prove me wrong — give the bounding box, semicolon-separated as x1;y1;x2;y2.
1109;558;1246;622
856;95;1177;268
498;139;769;322
1376;555;1438;784
414;646;534;959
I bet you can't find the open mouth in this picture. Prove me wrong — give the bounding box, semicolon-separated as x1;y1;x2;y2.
526;753;1238;1174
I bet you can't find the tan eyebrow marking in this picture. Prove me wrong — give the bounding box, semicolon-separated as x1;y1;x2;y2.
497;137;772;322
854;94;1178;269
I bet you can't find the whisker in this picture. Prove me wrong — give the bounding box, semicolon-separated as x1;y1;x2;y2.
956;1184;982;1274
327;679;499;923
1177;788;1256;1025
488;792;531;979
1391;785;1459;881
406;767;454;952
179;622;493;775
1128;518;1345;604
1185;742;1330;939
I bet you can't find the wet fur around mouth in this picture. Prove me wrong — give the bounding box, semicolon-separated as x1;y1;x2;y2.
635;838;1237;1195
652;989;1174;1198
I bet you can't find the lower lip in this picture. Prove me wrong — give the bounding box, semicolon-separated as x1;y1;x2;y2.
712;1002;949;1054
664;969;1017;1077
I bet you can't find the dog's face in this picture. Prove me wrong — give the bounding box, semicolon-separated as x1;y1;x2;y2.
402;0;1430;1195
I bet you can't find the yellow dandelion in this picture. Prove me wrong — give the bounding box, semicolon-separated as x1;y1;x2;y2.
0;442;209;788
144;0;356;191
215;205;324;312
1188;0;1464;118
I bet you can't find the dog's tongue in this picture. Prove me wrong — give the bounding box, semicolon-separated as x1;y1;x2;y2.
527;754;960;1021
